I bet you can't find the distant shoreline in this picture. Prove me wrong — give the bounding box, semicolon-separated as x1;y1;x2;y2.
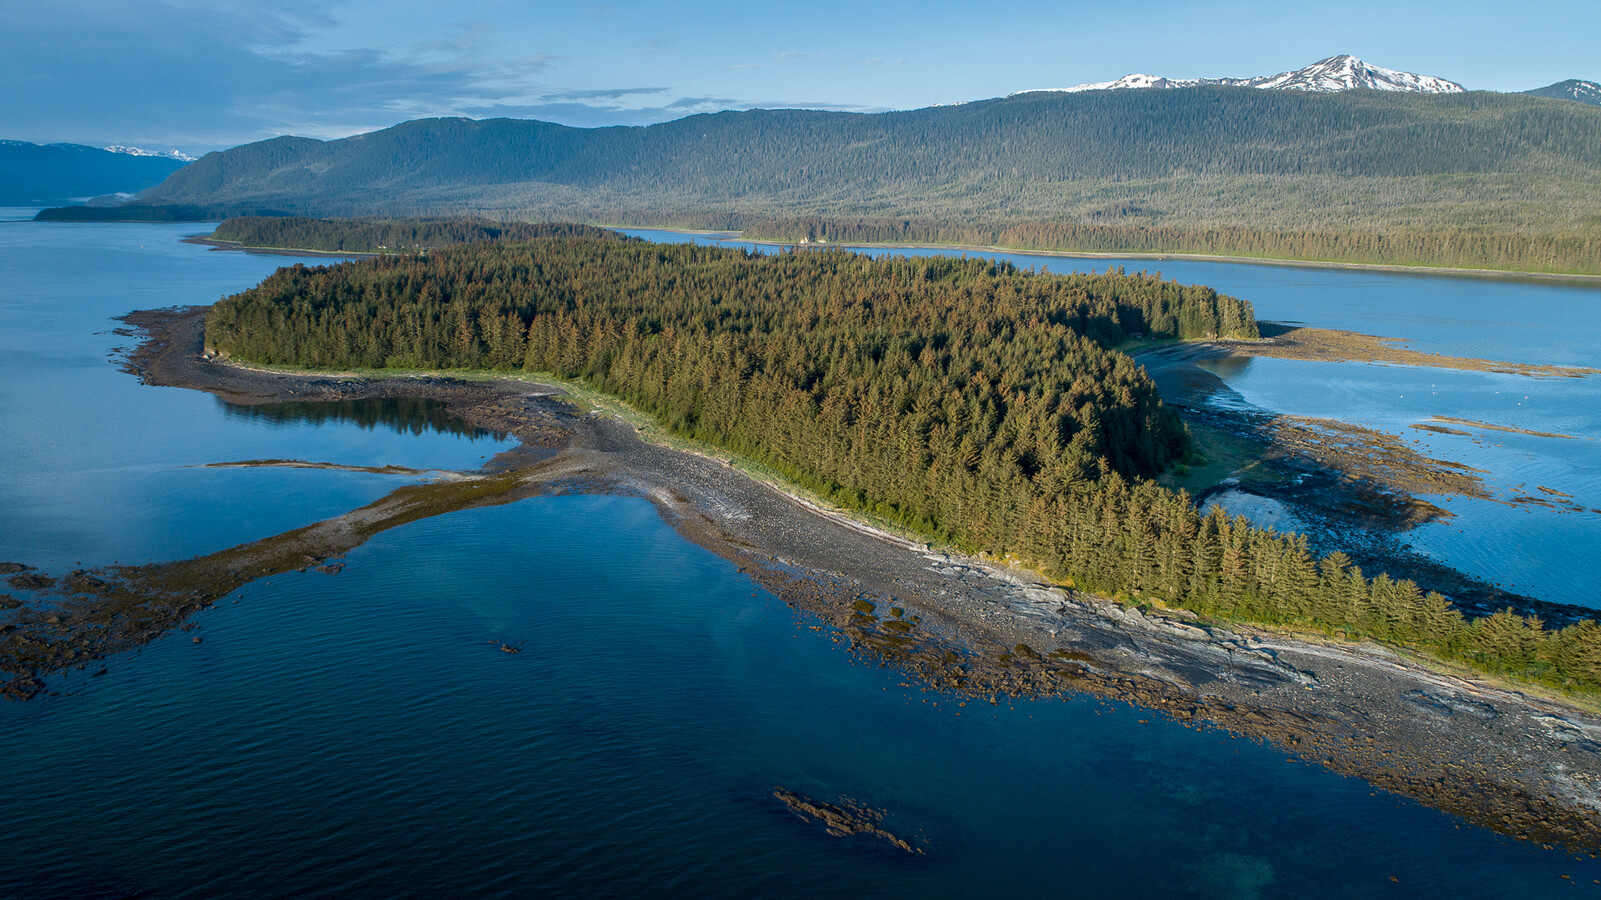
27;217;1601;284
623;226;1601;286
183;236;378;260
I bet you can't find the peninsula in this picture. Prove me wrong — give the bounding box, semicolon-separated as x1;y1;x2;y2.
7;224;1601;852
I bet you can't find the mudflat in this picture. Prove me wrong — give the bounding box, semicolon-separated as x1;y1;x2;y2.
4;304;1601;853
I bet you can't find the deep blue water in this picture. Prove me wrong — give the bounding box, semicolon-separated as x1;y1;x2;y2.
622;229;1601;605
1;217;1596;897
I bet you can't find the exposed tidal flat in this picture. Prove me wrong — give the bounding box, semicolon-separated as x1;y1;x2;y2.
3;218;1601;895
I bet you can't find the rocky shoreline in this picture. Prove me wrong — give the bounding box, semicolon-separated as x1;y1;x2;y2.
3;305;1601;852
1135;338;1600;627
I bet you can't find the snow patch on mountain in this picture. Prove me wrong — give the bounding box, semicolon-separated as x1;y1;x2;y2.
1064;73;1185;92
1523;79;1601;106
104;145;197;162
1021;55;1464;97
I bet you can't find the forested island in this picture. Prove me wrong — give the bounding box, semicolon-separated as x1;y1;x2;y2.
205;217;599;253
201;224;1601;694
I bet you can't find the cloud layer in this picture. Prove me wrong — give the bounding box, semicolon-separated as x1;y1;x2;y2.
0;0;878;151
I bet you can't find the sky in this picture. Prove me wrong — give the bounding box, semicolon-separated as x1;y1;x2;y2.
4;0;1598;154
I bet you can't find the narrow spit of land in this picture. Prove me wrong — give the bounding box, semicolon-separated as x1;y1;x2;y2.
4;305;1601;853
1217;323;1601;378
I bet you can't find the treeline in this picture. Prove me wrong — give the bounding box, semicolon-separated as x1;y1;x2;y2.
205;230;1601;692
209;217;611;253
746;218;1601;275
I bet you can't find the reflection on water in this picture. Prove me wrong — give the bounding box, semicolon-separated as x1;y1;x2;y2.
219;396;505;441
0;220;512;568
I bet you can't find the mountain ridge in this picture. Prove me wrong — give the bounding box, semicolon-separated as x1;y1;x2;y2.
40;85;1601;271
1024;55;1464;96
0;140;189;205
104;145;199;162
1522;79;1601;107
123;88;1601;226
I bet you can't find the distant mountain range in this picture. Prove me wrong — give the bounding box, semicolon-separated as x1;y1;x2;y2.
24;56;1601;272
1521;79;1601;106
0;141;190;206
100;86;1600;234
1029;56;1601;109
1027;55;1466;95
104;145;199;162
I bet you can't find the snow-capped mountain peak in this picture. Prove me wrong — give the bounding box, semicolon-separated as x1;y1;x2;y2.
1254;56;1463;93
1021;55;1464;96
1522;79;1601;106
1063;73;1179;92
104;145;198;162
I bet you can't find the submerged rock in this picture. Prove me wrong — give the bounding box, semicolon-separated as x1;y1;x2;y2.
772;787;923;854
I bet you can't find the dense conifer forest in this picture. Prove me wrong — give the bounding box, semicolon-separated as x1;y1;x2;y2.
204;228;1601;692
208;217;598;253
745;218;1601;275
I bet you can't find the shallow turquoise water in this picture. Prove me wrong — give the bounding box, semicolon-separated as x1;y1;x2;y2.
0;219;1595;897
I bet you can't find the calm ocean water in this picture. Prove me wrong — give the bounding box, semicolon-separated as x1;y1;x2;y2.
622;229;1601;606
0;217;1594;897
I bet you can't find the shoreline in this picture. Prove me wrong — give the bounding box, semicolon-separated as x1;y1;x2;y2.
182;235;379;260
627;225;1601;286
1133;336;1601;626
6;304;1601;850
186;223;1601;285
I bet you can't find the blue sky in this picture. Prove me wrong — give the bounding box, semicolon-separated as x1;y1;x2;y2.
5;0;1597;153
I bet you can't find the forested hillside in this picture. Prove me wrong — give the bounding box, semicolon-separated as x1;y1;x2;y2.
745;218;1601;274
102;87;1601;273
204;229;1601;692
